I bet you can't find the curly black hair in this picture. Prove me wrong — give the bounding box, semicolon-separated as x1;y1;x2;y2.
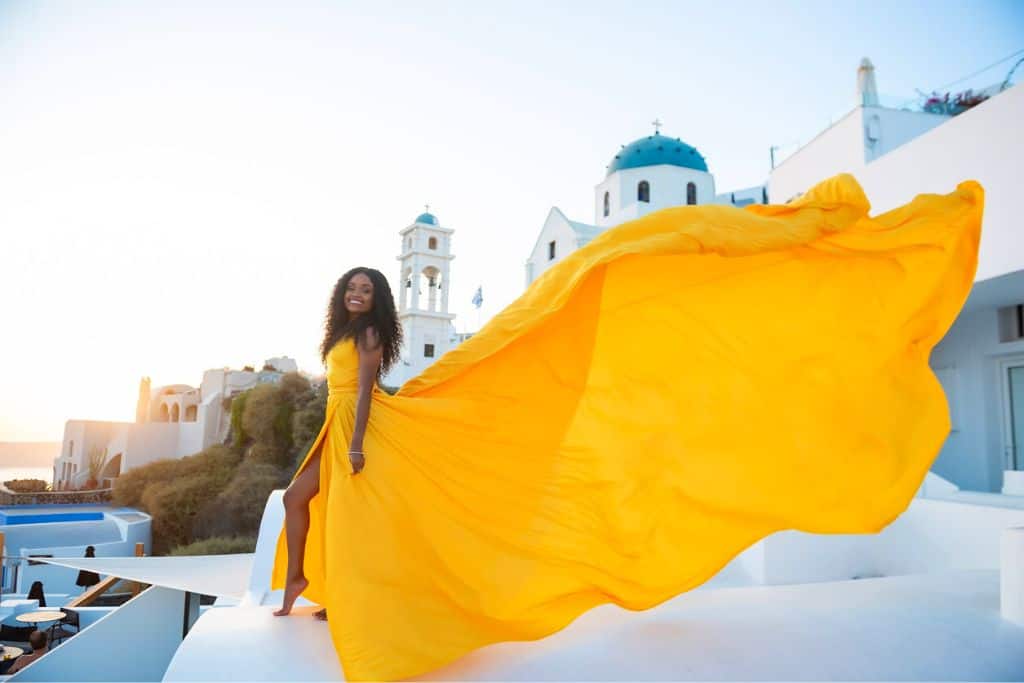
319;267;402;379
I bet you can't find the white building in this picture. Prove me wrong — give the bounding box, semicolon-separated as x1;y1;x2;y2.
0;504;151;596
9;66;1024;683
770;61;1024;497
525;124;767;287
14;487;1023;681
52;356;299;491
384;211;458;388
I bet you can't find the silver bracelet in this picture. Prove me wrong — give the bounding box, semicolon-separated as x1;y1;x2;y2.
349;450;364;455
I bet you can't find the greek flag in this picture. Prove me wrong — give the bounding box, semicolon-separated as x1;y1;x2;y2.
471;286;483;309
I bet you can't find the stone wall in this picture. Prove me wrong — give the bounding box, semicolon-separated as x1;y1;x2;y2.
0;484;113;506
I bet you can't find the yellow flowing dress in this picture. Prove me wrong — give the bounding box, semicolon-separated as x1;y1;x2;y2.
272;174;983;681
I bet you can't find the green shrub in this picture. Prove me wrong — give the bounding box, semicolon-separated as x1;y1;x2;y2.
129;445;242;554
291;382;327;472
241;383;300;468
230;391;249;448
246;442;283;467
112;458;181;507
169;536;257;556
241;384;284;446
278;372;313;404
192;459;287;540
4;479;49;493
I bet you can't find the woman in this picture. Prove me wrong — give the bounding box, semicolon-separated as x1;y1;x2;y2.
273;266;401;619
272;175;983;681
75;546;101;592
26;581;46;608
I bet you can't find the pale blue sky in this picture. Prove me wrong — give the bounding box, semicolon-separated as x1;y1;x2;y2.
2;0;1022;441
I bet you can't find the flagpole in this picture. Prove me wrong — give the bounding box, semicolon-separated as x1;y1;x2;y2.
472;285;483;332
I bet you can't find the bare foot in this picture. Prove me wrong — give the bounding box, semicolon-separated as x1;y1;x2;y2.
314;608;327;621
273;576;309;616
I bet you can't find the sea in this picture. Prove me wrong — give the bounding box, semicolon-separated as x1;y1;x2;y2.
0;442;59;486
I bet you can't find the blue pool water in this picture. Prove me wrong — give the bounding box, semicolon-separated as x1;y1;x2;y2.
0;511;105;525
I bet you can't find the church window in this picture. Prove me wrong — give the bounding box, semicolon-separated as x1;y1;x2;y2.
428;236;437;250
638;181;650;203
687;182;697;205
424;344;435;358
548;241;556;260
603;191;610;217
69;440;74;458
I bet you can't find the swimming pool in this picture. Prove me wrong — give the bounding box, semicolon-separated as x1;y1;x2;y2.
0;511;105;526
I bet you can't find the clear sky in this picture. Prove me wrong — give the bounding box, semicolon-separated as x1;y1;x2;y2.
2;0;1022;442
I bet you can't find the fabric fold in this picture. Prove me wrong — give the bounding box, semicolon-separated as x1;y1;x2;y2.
271;173;983;681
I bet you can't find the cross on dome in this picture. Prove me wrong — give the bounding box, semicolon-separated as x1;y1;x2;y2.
651;118;663;134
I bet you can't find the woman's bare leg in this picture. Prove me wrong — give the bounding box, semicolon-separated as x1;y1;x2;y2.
273;447;322;616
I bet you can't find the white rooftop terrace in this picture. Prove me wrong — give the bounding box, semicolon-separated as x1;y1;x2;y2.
19;490;1024;682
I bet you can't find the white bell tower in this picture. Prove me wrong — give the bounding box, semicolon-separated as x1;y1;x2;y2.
385;207;456;387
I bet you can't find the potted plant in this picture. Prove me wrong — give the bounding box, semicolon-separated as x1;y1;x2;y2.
85;445;108;490
920;88;989;116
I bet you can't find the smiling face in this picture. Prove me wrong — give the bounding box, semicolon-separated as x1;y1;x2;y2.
345;272;374;316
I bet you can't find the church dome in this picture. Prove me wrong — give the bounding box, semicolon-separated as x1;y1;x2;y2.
606;132;708;176
415;212;438;225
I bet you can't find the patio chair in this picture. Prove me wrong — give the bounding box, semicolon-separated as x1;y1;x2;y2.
47;609;79;645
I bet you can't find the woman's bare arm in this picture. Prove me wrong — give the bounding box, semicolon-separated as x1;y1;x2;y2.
349;326;383;474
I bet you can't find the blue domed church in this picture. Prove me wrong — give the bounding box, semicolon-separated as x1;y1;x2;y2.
525;125;767;287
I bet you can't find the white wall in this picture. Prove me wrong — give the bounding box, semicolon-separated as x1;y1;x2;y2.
56;421;122;488
772;85;1023;283
713;184;767;207
732;497;1024;585
103;430;129;478
862;106;949;162
769;109;865;203
14;560;77;596
198;393;225;453
595;165;714;228
243;490;284;607
264;356;297;373
57;398;227;489
16;514;151;594
177;422;205;460
930;306;1024;492
853;84;1024;282
123;423;184;471
525;208;580;287
400;222;453;257
9;586;187;682
393;313;455;386
199;369;227;405
225;370;259;396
